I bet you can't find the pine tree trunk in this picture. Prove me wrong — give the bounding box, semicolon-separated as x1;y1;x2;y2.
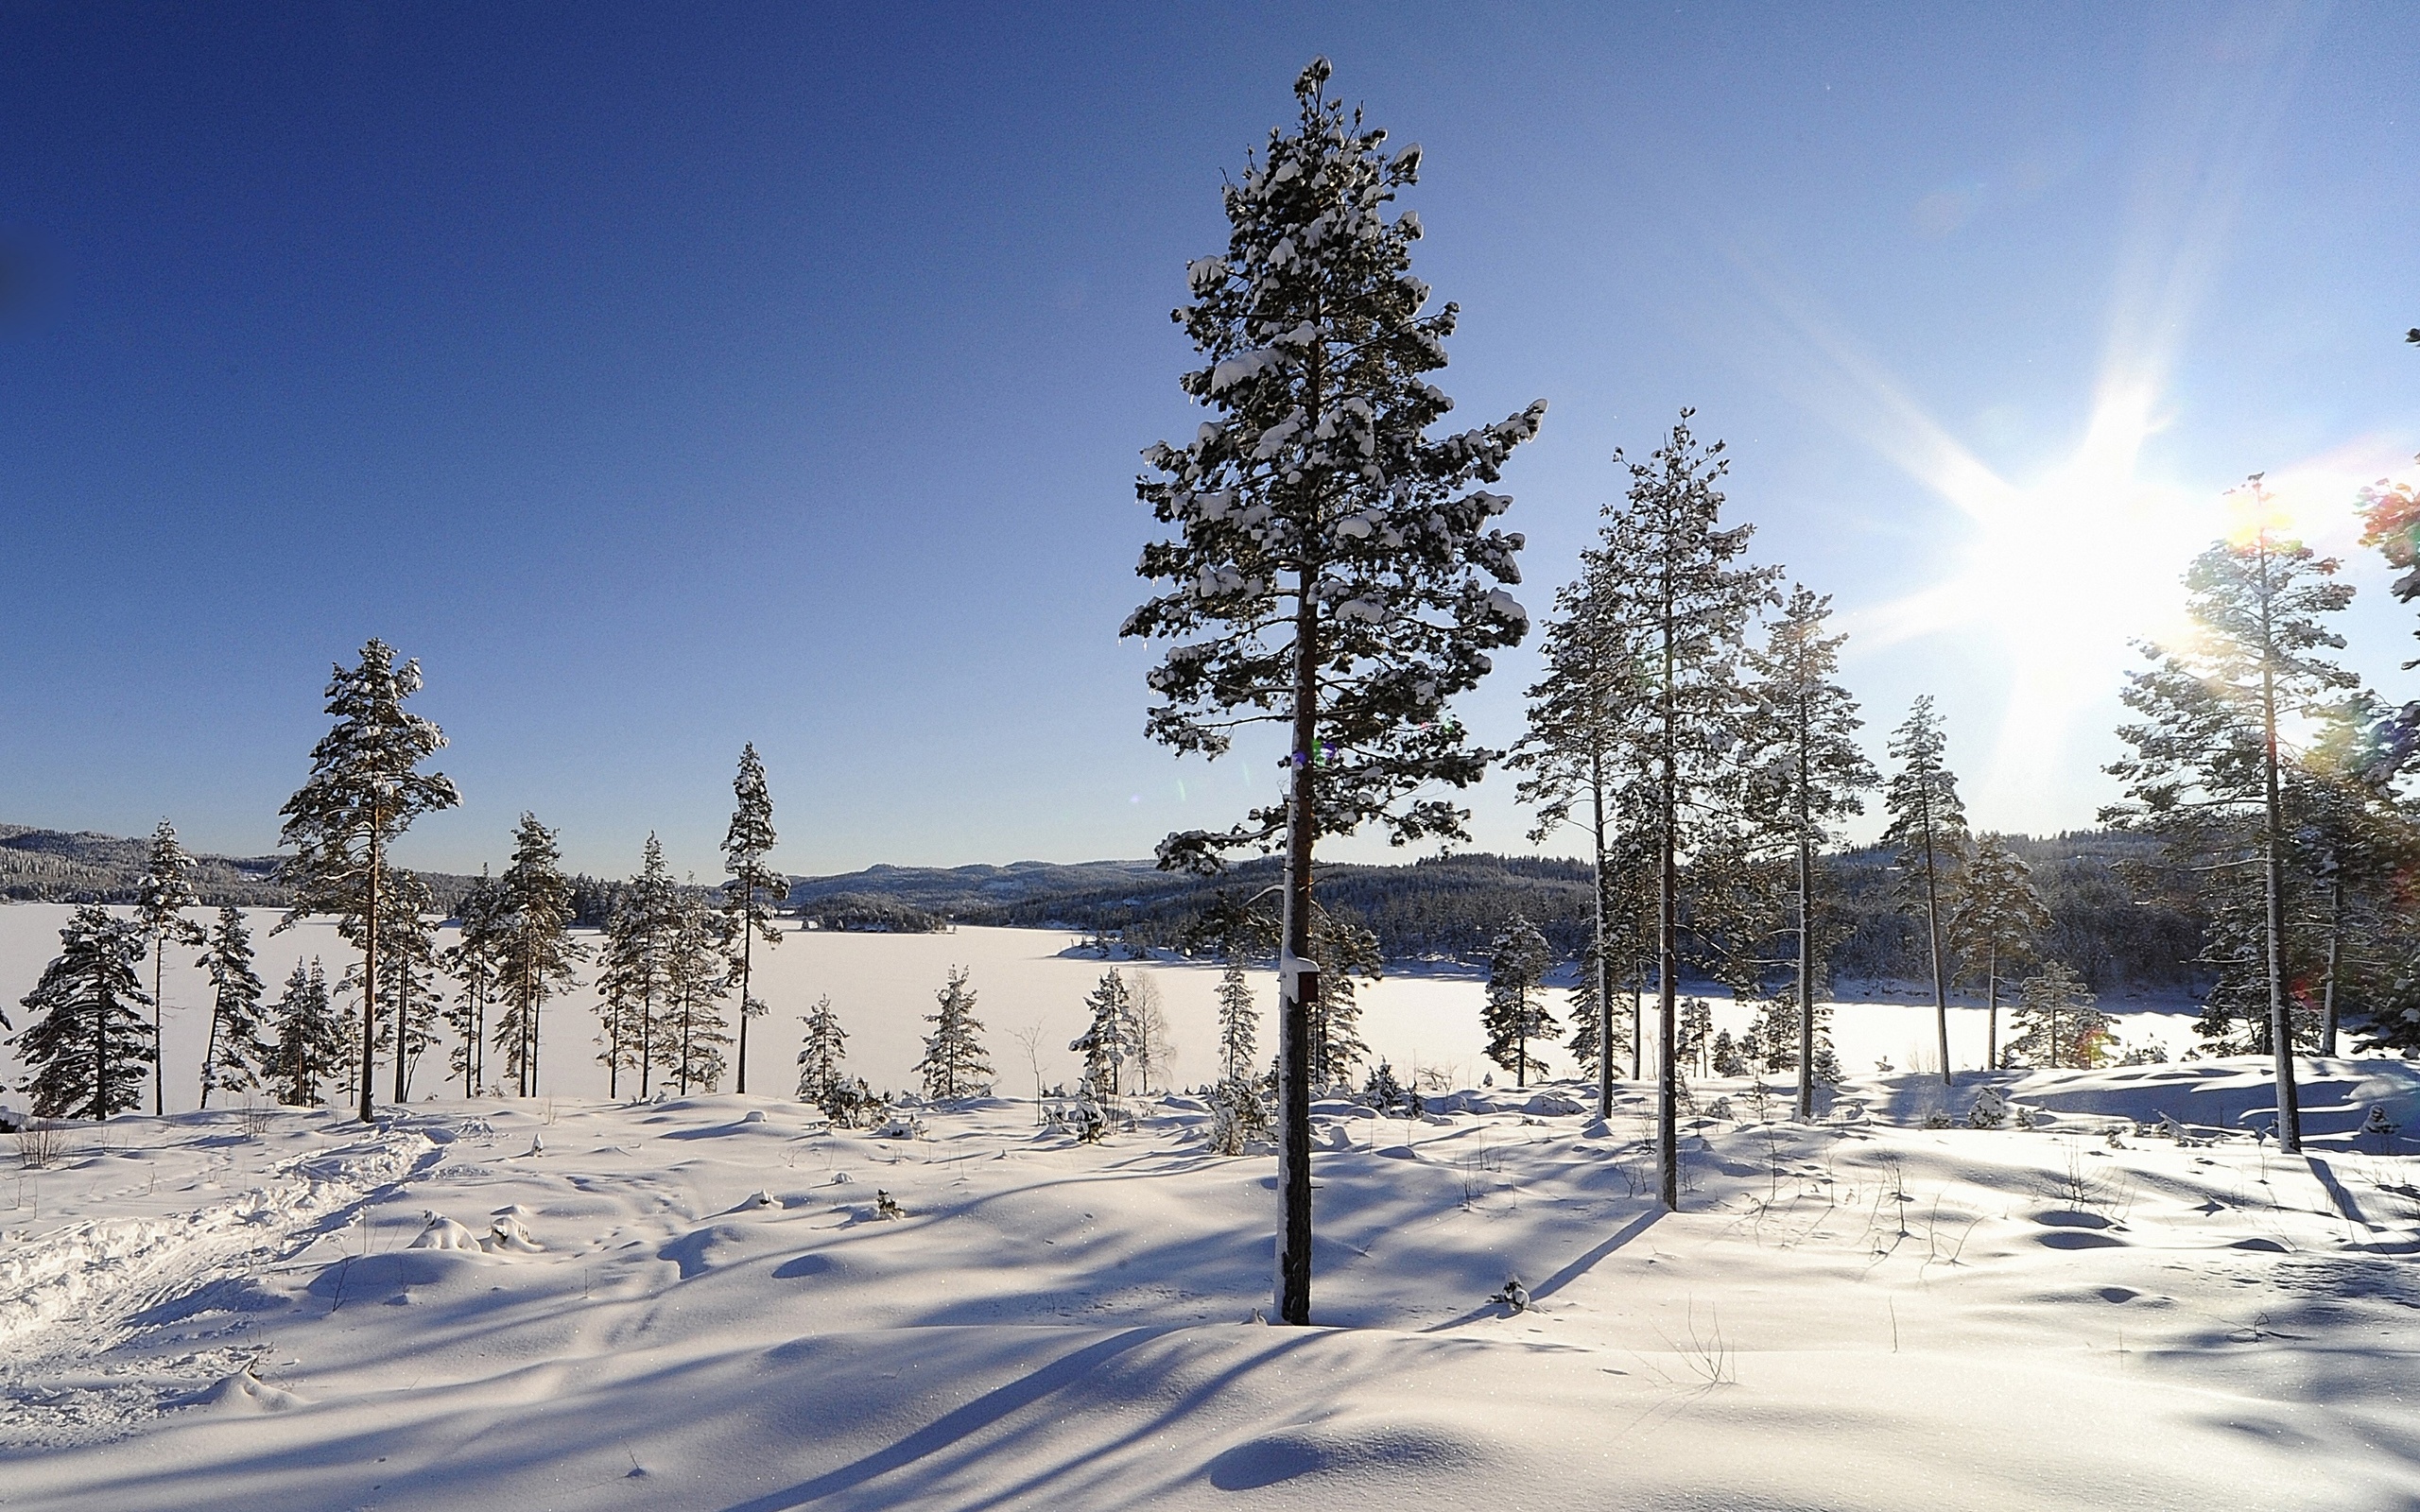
1592;752;1613;1121
153;939;165;1116
2321;875;2343;1057
1922;799;1949;1086
361;820;382;1124
1275;570;1321;1327
2258;560;2302;1149
1656;558;1680;1211
1985;949;1999;1072
736;914;752;1094
1795;694;1816;1120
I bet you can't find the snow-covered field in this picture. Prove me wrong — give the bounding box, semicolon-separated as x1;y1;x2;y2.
8;902;2420;1509
0;904;2206;1115
4;1063;2419;1509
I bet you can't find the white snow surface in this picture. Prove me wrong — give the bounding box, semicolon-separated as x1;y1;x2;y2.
1;1063;2417;1508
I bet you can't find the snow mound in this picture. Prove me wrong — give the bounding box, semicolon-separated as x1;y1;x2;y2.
1205;1418;1496;1491
193;1367;306;1414
407;1212;479;1250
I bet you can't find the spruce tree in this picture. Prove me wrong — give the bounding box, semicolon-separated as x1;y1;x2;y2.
1743;587;1876;1118
1480;916;1555;1087
132;818;206;1115
1591;413;1778;1207
196;906;268;1108
491;814;584;1097
439;868;506;1096
795;994;848;1114
1124;58;1543;1323
2103;496;2356;1150
268;958;344;1107
2357;459;2420;772
1881;696;1970;1086
1512;549;1653;1118
1215;957;1259;1085
341;867;439;1101
596;836;676;1100
276;640;460;1122
1947;834;2050;1070
917;965;992;1100
2008;962;2110;1070
1071;970;1136;1097
720;743;786;1093
15;905;154;1120
656;887;734;1096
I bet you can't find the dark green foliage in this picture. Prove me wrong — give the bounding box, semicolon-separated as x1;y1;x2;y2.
656;888;733;1096
721;743;786;1093
196;906;268;1107
492;815;584;1097
917;966;992;1100
596;836;675;1100
15;904;154;1119
267;958;344;1108
1481;916;1555;1087
276;639;460;1120
795;994;849;1115
1071;970;1136;1096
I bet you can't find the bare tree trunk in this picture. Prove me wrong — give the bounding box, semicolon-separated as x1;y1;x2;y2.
736;914;753;1094
1275;569;1321;1326
1794;693;1816;1120
1985;948;1999;1072
2259;556;2302;1150
360;820;382;1124
1656;558;1680;1211
152;939;165;1116
2322;876;2343;1057
1592;753;1612;1121
1922;810;1949;1086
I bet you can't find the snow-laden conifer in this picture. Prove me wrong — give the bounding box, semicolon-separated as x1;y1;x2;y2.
267;958;345;1107
16;904;154;1119
1882;696;1970;1086
1216;957;1259;1085
1124;57;1543;1323
1742;587;1876;1118
492;815;584;1097
2102;493;2356;1149
1071;970;1136;1097
276;640;460;1122
1480;916;1555;1088
338;867;439;1100
2007;962;2111;1070
196;906;268;1108
132;819;206;1115
1947;835;2050;1071
721;744;786;1093
795;994;849;1116
917;965;992;1101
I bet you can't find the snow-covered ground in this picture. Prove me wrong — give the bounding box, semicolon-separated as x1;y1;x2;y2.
0;904;2209;1116
4;1063;2419;1509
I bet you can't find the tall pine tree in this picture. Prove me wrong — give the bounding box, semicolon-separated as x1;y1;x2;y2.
133;819;206;1115
2103;494;2356;1150
1947;834;2050;1071
196;906;268;1108
721;744;786;1094
596;835;676;1100
1592;413;1778;1207
276;640;460;1122
1071;970;1137;1096
439;868;506;1097
1512;546;1652;1117
1881;696;1970;1085
1123;59;1542;1323
656;886;733;1096
492;815;584;1098
16;905;154;1120
1215;957;1259;1086
1743;587;1876;1118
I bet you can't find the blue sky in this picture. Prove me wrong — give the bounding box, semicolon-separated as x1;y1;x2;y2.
3;2;2414;881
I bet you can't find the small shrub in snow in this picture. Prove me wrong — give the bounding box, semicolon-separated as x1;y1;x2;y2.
1922;1108;1953;1130
1359;1060;1406;1112
1206;1077;1272;1156
1488;1275;1530;1314
873;1189;904;1220
1968;1086;2007;1129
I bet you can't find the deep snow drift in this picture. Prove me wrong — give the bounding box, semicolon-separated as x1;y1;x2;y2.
4;1060;2418;1510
